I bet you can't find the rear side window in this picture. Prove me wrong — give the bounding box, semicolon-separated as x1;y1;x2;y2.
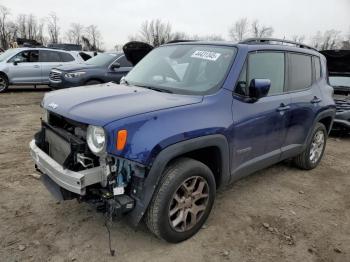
60;52;75;62
39;50;61;62
248;52;285;95
313;56;321;80
287;53;312;91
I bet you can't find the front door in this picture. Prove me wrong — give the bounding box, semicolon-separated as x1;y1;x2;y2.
7;50;41;84
106;55;133;83
231;51;290;180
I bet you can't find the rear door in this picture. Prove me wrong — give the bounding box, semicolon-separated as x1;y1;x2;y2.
39;50;65;83
7;50;41;84
281;53;323;158
231;51;292;179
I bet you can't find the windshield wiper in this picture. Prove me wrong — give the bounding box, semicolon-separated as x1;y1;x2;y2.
133;84;173;93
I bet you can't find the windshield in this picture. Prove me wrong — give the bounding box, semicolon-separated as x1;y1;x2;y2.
0;49;19;62
329;76;350;88
124;44;237;95
85;53;119;67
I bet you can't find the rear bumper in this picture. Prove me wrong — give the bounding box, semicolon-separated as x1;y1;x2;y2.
29;139;104;195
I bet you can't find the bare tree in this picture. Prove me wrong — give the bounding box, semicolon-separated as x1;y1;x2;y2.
47;12;59;43
291;35;305;43
26;14;37;40
66;23;84;45
228;18;249;42
85;25;101;50
251;20;274;38
311;30;342;50
16;14;27;38
138;19;173;46
0;5;11;49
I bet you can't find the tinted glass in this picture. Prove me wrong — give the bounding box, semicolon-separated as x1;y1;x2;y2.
60;52;74;62
248;52;285;95
313;56;321;80
116;55;133;67
288;53;312;91
39;50;61;62
85;53;119;67
125;45;236;95
8;50;39;63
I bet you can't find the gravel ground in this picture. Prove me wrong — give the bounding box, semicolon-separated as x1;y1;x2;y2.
0;86;349;262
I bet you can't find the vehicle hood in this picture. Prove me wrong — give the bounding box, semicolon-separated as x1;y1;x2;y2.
42;82;203;126
320;50;350;76
54;63;101;72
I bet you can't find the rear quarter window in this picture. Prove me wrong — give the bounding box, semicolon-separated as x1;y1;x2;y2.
60;52;75;62
287;53;312;91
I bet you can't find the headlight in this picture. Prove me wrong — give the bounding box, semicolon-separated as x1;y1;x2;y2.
87;125;106;155
41;109;49;123
65;72;86;78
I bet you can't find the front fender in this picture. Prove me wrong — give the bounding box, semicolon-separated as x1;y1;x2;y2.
125;134;230;226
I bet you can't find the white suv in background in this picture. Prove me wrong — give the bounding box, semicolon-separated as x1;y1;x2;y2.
0;47;85;92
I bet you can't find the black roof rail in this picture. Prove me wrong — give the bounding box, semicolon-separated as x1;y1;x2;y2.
240;38;318;52
166;40;199;44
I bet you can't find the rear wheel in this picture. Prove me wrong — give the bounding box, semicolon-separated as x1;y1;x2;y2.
294;122;327;170
145;158;216;243
0;74;9;93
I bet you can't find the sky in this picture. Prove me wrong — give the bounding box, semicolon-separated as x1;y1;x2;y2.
1;0;350;50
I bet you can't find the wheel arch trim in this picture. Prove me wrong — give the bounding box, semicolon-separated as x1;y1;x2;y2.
126;134;230;226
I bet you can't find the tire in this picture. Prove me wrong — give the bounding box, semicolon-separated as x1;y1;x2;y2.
293;122;328;170
145;157;216;243
0;74;9;93
85;80;102;86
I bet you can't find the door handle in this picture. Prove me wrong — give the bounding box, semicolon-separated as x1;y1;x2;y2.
276;103;290;112
277;104;290;112
311;96;322;104
33;65;40;68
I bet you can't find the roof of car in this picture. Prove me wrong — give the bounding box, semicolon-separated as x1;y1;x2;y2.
163;39;321;56
11;47;75;53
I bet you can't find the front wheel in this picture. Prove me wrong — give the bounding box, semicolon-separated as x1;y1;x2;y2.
0;74;9;93
294;122;327;170
145;158;216;243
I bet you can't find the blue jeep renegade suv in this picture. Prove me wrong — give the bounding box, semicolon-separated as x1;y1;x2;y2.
30;38;336;243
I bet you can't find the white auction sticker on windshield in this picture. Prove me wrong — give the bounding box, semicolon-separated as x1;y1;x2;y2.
191;50;221;61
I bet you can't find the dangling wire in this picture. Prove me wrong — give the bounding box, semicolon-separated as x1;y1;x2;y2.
104;211;115;256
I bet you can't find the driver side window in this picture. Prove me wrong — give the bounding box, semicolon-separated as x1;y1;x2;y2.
9;50;39;63
235;52;285;96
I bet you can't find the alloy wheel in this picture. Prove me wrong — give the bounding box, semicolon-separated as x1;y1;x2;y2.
168;176;209;232
309;130;325;164
0;77;7;92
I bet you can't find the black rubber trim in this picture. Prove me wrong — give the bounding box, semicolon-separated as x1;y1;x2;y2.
126;134;230;227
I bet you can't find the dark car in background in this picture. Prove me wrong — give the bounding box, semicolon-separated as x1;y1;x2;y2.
321;50;350;131
49;41;154;89
49;52;133;88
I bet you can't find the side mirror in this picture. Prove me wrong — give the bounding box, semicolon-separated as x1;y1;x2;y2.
13;58;22;66
111;62;121;70
249;79;271;101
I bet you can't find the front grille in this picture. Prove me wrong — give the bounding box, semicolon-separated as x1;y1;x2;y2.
49;70;62;82
334;98;350;113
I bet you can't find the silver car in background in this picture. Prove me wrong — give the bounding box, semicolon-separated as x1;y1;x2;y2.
0;47;85;92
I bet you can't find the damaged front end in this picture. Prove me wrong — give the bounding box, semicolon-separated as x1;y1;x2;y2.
29;111;147;219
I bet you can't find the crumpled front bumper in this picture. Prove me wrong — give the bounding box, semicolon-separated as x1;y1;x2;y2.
29;139;104;195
